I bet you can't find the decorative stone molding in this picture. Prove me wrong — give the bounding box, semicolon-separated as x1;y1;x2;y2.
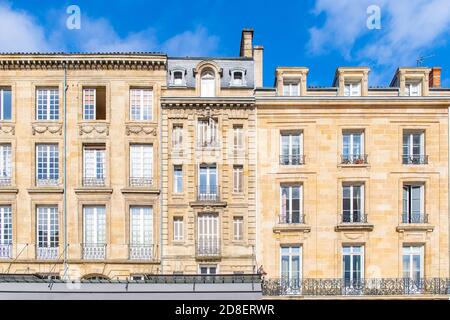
79;123;109;136
32;123;63;135
0;124;15;135
125;125;157;136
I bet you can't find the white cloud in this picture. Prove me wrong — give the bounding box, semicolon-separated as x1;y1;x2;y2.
0;2;219;56
308;0;450;83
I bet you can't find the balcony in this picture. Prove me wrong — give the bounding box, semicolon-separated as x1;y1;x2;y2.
82;243;106;260
402;213;429;224
279;154;305;166
196;140;220;150
83;176;106;187
36;178;59;187
273;214;310;233
0;177;11;186
129;244;155;260
279;214;305;224
262;278;450;297
129;177;153;188
36;246;58;260
340;154;368;165
196;239;221;258
335;214;373;232
402;154;428;165
0;244;12;259
397;214;433;232
197;185;220;202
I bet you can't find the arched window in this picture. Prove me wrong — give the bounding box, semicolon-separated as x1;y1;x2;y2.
200;69;216;97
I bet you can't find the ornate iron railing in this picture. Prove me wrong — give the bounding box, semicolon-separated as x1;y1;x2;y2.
279;214;305;224
129;177;153;188
0;244;12;259
402;154;428;165
196;239;221;257
341;213;368;224
36;178;59;186
83;176;105;187
82;243;106;260
341;154;368;165
129;244;155;260
262;278;450;296
402;213;429;224
36;246;58;260
197;185;220;202
0;177;11;186
279;154;305;165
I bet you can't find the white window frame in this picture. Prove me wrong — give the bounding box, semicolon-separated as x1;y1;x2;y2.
0;205;12;251
403;245;424;279
403;184;425;222
342;245;364;284
83;146;105;179
197;213;219;249
230;69;246;86
172;70;186;86
0;144;12;182
280;246;302;292
36;144;59;185
405;81;422;97
342;184;365;222
344;81;361;97
342;131;364;156
130;88;153;121
280;185;302;223
199;264;218;275
36;88;59;120
233;216;243;241
198;164;217;195
173;165;183;194
197;118;218;148
280;131;303;164
200;70;216;97
282;81;300;96
130;206;153;246
233;165;244;193
172;125;184;149
36;206;59;257
0;88;12;120
82;88;96;120
233;125;244;150
173;216;184;241
403;131;425;157
130;144;153;180
83;206;106;245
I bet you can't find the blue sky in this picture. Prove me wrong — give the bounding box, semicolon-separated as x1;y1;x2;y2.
1;0;450;87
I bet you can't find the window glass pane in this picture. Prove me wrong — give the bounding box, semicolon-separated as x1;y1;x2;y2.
130;89;152;121
1;89;12;120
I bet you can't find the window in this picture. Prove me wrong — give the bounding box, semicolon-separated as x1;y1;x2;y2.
36;144;59;186
403;246;424;280
342;184;364;223
342;131;365;164
130;89;152;121
173;217;184;241
199;265;217;275
0;205;12;258
0;88;12;120
130;144;153;187
280;131;303;165
83;206;106;260
172;70;185;86
233;165;243;193
36;206;59;260
130;206;153;260
403;131;426;164
403;184;425;223
233;125;244;150
172;125;183;149
280;185;302;224
281;246;301;293
343;246;364;287
198;164;218;201
0;144;11;186
173;165;183;193
405;81;422;96
231;70;245;86
344;82;361;96
197;213;219;256
82;87;106;120
83;145;105;186
200;70;215;97
282;82;299;96
36;88;59;120
197;118;218;148
233;216;243;241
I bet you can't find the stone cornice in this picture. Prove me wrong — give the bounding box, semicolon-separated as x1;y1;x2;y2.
161;97;255;109
0;54;166;70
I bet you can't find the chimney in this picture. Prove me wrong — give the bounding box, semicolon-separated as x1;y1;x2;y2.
240;28;254;58
429;67;441;88
253;45;264;87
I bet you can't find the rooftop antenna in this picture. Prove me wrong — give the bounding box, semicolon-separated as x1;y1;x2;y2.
416;54;435;67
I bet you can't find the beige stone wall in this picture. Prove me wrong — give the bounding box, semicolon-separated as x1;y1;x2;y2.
257;101;449;279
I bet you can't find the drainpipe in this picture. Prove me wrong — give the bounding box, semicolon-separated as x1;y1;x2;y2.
159;85;163;274
63;63;68;278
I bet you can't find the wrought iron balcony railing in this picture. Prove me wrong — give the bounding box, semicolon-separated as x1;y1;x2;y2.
196;140;220;150
83;176;106;187
262;278;450;296
341;154;368;165
82;243;106;260
402;213;429;224
36;246;58;260
129;244;155;260
129;177;153;188
0;244;12;259
0;177;11;186
279;154;305;165
197;185;220;202
196;239;221;257
341;213;368;224
36;178;59;186
402;154;428;165
279;214;305;224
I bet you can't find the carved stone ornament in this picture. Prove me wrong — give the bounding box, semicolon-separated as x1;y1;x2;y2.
32;123;62;135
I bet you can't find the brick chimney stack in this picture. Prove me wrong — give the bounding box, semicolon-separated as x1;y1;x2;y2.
429;67;442;88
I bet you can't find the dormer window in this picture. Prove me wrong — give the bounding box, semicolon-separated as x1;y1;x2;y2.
282;81;299;96
405;81;422;96
200;69;216;97
344;81;361;96
230;69;246;86
171;69;186;86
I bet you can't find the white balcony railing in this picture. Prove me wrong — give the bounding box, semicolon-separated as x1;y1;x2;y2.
82;243;106;260
129;244;154;260
36;246;59;260
129;177;153;188
36;178;59;186
0;244;12;259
